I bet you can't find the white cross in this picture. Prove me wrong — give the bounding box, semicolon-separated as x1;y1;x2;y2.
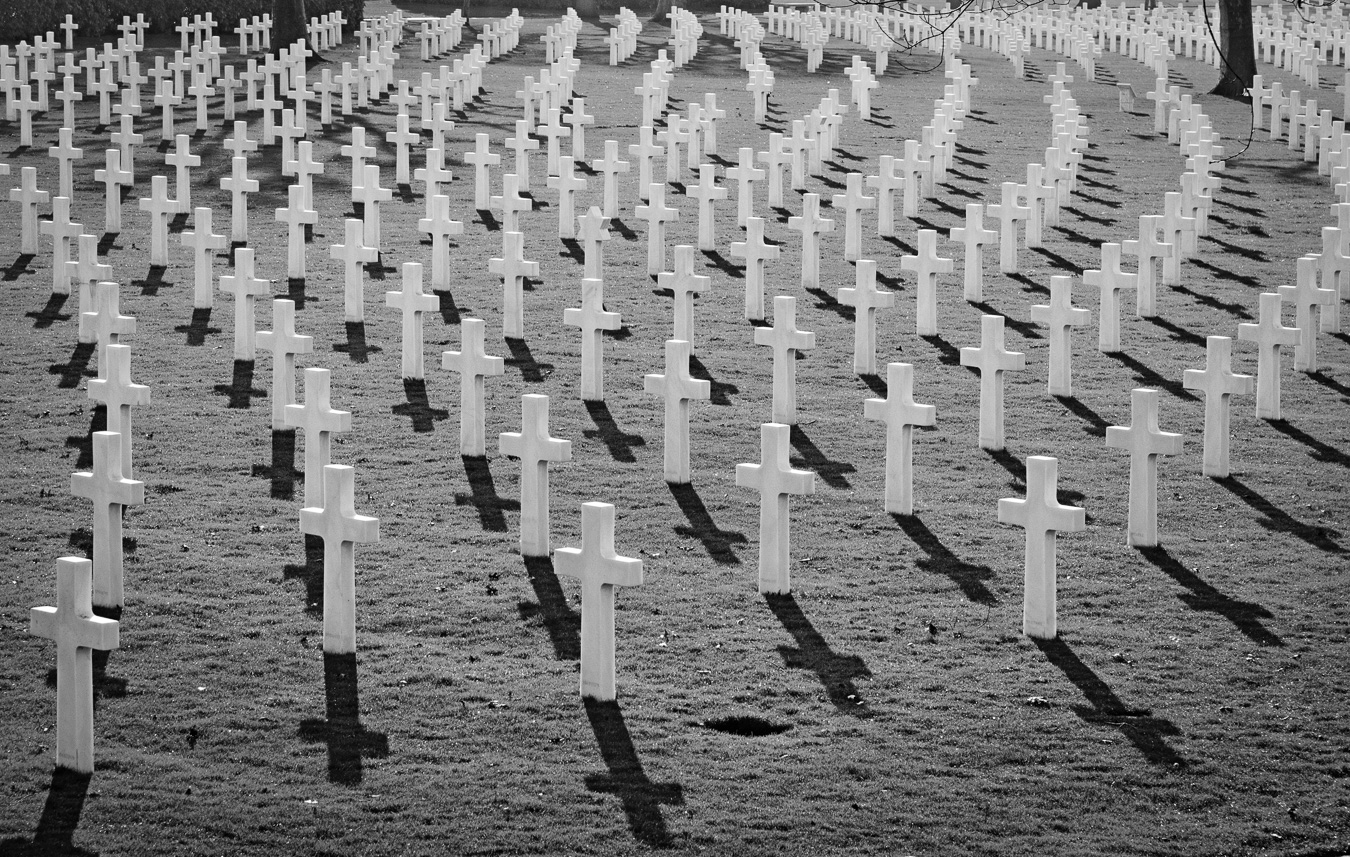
341;126;376;197
136;175;177;266
634;182;679;275
554;502;644;701
685;163;727;251
563;276;622;402
1183;335;1254;477
644;338;710;484
42;194;83;298
592;139;629;218
959;314;1026;451
11;165;51;255
576;206;611;280
462;132;500;211
490;230;538;339
441;318;504;456
48;126;83;201
863;362;935;515
69;235;111;320
329;218;376;322
414;193;463;291
1160;192;1195;289
1237;292;1301;419
504;119;539;191
274;183;317;280
1105;388;1184;547
657;245;711;355
987;180;1029;273
219;246;270;360
838;259;895;375
385;262;440;380
896;138;928;217
786;192;835;290
299;464;379;654
287;139;325;211
901;228;956;336
1278;255;1336;371
164;134;200;214
1083;242;1137;354
949;202;997;302
755;295;815;424
730;216;780;322
356;163;392;251
831;172;876;262
220;155;258;243
736;422;815;594
87;343;150;479
82;280;136;375
725;146;765;228
1030;274;1091;396
257;298;314;429
223;119;258;159
546;155;587;239
71;431;144;608
564;96;595;160
865;155;904;238
384;111;419;185
284;368;351;508
499;394;572;557
29;557;120;773
627;125;664;199
997;455;1085;639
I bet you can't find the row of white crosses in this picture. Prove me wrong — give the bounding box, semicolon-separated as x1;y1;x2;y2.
605;8;643;66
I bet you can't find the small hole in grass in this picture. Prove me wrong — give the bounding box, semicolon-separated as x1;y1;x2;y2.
696;715;791;737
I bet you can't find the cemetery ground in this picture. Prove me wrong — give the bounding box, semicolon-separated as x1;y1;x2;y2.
2;6;1348;855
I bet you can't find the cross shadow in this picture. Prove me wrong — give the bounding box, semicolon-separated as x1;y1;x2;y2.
920;333;962;366
582;400;646;463
431;289;467;326
1053;394;1110;437
788;424;854;489
764;593;872;716
282;534;325;615
1032;637;1186;768
26;293;70;328
392;378;448;432
4;252;37;281
985;446;1026;488
250;428;298;500
1171;278;1256;315
1006;272;1049;296
1212;475;1344;554
1144;315;1206;348
1029;245;1082;273
48;342;96;389
1201;233;1267;262
213;360;266;408
1062;205;1115;226
1307;370;1350;399
1135;546;1282;646
475;209;501;231
518;555;580;660
454;455;517;532
131;265;173;296
609;218;638;241
0;768;98;856
582;698;685;848
504;337;553;383
971;301;1042;340
297;652;390;785
334;321;381;363
1049;223;1099;246
892;513;998;604
559;237;585;265
284;277;308;310
1267;418;1350;469
668;482;746;565
44;629;128;704
881;234;916;254
701;248;743;278
805;286;852;320
688;356;737;406
64;407;105;470
174;307;220;345
1105;352;1197;401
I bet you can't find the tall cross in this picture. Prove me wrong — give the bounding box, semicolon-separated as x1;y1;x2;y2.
357;163;392;251
1237;292;1301;419
164;134;200;214
657;245;711;355
71;431;145;608
329;218;376;322
274;183;317;280
284;368;352;508
219;246;270;360
554;502;644;701
997;455;1085;639
489;230;539;339
504;119;539;190
12;165;51;255
463;132;500;211
82;281;136;377
48;126;83;200
385;262;440;380
1183;335;1254;478
644;338;710;484
576;206;612;280
786;192;834;289
724;146;765;227
831;172;876;262
627;125;664;198
837;259;895;375
730;216;780;322
862;361;935;516
441;318;504;456
340;126;376;196
735;422;815;594
1123;215;1173;315
220;155;258;242
987;180;1029;273
87;344;150;479
299;464;379;654
137;175;176;266
257;298;314;429
949;202;997;302
29;557;120;773
901;228;956;336
1277;255;1335;371
758;132;791;208
865;155;904;238
1105;388;1184;547
1083;242;1137;354
959;314;1026;451
634;183;678;275
41;195;82;297
546;155;587;239
592;139;629;218
755;295;815;424
686;163;727;251
1029;274;1091;396
499;394;572;557
564;277;622;402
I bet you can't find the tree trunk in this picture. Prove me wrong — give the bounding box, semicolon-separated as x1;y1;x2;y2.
273;0;310;55
1212;0;1255;99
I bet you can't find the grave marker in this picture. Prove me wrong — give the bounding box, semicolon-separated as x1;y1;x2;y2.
329;218;376;322
385;262;440;380
755;295;815;424
1182;336;1254;477
1082;242;1136;353
644;338;709;483
959;314;1026;451
863;362;935;515
87;344;150;479
1237;292;1300;419
219;247;270;360
71;431;144;608
299;464;379;654
837;259;895;374
1029;275;1091;396
490;231;539;339
284;368;352;508
1105;388;1183;547
499;394;572;557
736;423;815;594
901;229;955;336
441;318;504;456
997;455;1085;639
729;216;779;321
257;298;314;430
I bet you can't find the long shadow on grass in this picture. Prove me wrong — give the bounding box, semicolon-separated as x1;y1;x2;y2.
583;400;646;463
0;768;97;856
668;483;746;565
689;356;737;406
1266;418;1350;470
789;424;855;489
518;555;580;660
454;456;517;532
250;429;298;500
892;514;998;605
1032;637;1186;768
298;652;389;785
213;360;266;408
173;308;221;345
1212;475;1345;554
334;321;382;363
64;406;106;470
1104;352;1197;401
392;378;448;432
583;698;685;848
1135;546;1283;646
764;593;872;716
27;292;70;328
282;534;325;615
504;337;554;382
49;342;96;389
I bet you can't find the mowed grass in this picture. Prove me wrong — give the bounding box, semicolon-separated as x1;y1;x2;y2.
1;6;1348;855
